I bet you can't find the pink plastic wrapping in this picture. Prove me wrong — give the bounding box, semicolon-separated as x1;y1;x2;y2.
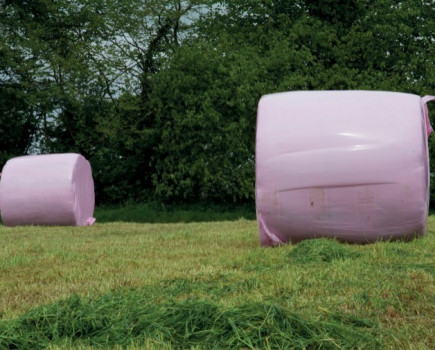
0;153;95;226
256;91;434;245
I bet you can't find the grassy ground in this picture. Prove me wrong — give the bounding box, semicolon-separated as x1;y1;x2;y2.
93;201;256;223
0;207;434;348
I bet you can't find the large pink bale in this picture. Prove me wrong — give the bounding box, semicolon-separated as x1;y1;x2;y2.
0;153;95;226
256;91;434;245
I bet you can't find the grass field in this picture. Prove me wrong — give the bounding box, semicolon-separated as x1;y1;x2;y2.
0;206;434;348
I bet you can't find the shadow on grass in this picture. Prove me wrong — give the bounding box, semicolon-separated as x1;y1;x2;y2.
94;202;256;224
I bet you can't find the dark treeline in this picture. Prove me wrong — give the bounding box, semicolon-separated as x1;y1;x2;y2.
1;0;434;205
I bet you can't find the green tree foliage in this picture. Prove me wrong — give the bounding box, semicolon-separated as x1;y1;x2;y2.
148;40;263;202
1;0;434;204
0;82;37;167
305;0;368;29
0;1;46;165
0;0;106;154
85;0;212;203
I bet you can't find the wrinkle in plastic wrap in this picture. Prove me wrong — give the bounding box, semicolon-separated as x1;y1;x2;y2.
0;153;95;226
255;91;434;245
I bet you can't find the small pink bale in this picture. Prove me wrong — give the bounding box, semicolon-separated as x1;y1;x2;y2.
0;153;95;226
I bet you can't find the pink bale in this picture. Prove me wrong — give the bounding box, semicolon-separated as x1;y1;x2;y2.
256;91;435;245
0;153;95;226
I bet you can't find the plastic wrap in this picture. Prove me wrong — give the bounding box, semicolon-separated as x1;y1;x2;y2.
0;153;95;226
256;91;434;245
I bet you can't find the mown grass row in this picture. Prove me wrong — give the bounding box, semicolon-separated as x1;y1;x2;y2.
0;290;379;349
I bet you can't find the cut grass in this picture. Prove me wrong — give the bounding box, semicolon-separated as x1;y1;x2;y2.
287;238;360;263
0;294;379;349
0;210;434;348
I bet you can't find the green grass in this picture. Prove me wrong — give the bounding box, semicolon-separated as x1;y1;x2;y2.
0;208;434;348
94;202;256;223
0;295;379;349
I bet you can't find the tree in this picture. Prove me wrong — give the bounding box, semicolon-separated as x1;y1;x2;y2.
0;78;37;167
0;1;41;166
1;0;434;205
147;3;325;202
83;0;214;202
147;40;263;202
